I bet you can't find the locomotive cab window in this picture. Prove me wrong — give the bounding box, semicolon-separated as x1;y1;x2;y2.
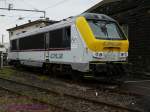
49;26;71;49
87;20;126;40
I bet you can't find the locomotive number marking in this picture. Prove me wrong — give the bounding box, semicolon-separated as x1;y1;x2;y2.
50;53;63;59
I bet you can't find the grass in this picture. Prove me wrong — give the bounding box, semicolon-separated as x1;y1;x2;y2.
0;67;54;112
0;67;17;78
37;75;49;81
0;95;50;112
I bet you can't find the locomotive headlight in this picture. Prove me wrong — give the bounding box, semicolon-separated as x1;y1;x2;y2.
120;52;128;57
93;52;104;58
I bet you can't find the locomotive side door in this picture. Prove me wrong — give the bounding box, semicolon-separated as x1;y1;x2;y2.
45;32;49;62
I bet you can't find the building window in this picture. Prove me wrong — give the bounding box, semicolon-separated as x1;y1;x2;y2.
10;31;13;36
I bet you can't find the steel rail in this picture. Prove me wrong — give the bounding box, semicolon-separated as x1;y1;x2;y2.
0;77;74;112
0;77;142;112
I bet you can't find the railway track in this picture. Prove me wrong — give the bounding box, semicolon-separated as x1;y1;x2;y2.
0;77;71;112
0;76;143;112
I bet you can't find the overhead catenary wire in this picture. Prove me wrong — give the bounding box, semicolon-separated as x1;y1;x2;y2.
15;0;38;10
1;0;69;22
44;0;69;10
0;0;69;28
0;14;44;19
0;0;46;19
24;0;69;19
1;0;98;29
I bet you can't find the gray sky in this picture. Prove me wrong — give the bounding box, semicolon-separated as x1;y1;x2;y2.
0;0;102;43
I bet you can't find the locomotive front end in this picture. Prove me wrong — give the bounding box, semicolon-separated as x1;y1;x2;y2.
76;13;129;75
88;19;128;62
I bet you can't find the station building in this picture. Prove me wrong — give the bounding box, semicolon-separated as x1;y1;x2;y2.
86;0;150;73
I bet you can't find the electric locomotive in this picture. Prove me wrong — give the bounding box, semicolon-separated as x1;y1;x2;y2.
8;13;129;80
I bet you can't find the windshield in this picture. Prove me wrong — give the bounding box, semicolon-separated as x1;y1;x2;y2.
87;20;126;40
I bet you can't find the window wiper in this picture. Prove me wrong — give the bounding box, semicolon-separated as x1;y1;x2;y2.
92;21;110;39
100;25;109;39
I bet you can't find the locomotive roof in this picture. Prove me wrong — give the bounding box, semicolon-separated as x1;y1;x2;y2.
80;13;116;22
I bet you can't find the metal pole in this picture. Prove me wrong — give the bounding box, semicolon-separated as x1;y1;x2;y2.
0;52;3;69
0;52;2;69
1;53;3;68
2;34;4;44
0;7;46;18
44;11;46;18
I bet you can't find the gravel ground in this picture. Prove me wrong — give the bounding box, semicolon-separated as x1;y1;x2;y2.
0;89;67;112
0;67;147;112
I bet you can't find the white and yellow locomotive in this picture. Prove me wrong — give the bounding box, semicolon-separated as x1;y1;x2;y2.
8;13;129;79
